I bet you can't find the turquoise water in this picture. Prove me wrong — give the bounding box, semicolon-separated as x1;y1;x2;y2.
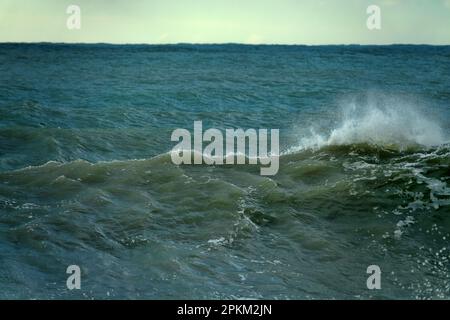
0;44;449;299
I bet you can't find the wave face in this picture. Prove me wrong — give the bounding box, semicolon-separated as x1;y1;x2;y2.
1;44;450;299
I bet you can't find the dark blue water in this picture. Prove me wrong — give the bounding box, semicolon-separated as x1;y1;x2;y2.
0;44;449;299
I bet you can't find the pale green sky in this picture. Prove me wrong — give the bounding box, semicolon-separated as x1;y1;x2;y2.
0;0;449;44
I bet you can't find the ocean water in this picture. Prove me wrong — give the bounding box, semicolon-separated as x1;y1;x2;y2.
0;43;449;299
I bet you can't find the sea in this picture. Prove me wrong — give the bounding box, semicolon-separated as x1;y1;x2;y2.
0;43;449;299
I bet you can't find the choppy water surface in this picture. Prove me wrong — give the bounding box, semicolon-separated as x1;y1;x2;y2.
0;44;449;299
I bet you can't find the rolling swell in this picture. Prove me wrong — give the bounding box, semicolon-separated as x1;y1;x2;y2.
1;137;449;298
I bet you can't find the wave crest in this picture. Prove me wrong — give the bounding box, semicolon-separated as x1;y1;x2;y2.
289;96;447;153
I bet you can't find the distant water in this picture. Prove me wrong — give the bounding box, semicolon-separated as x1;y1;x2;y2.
0;43;449;299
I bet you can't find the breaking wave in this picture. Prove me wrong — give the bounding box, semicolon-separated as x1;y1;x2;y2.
288;96;448;154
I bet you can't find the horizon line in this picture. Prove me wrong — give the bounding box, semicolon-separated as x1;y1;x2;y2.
1;41;450;47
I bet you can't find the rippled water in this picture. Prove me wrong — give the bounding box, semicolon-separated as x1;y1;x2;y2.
0;44;449;299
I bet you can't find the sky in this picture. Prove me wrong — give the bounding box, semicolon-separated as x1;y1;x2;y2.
0;0;449;45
